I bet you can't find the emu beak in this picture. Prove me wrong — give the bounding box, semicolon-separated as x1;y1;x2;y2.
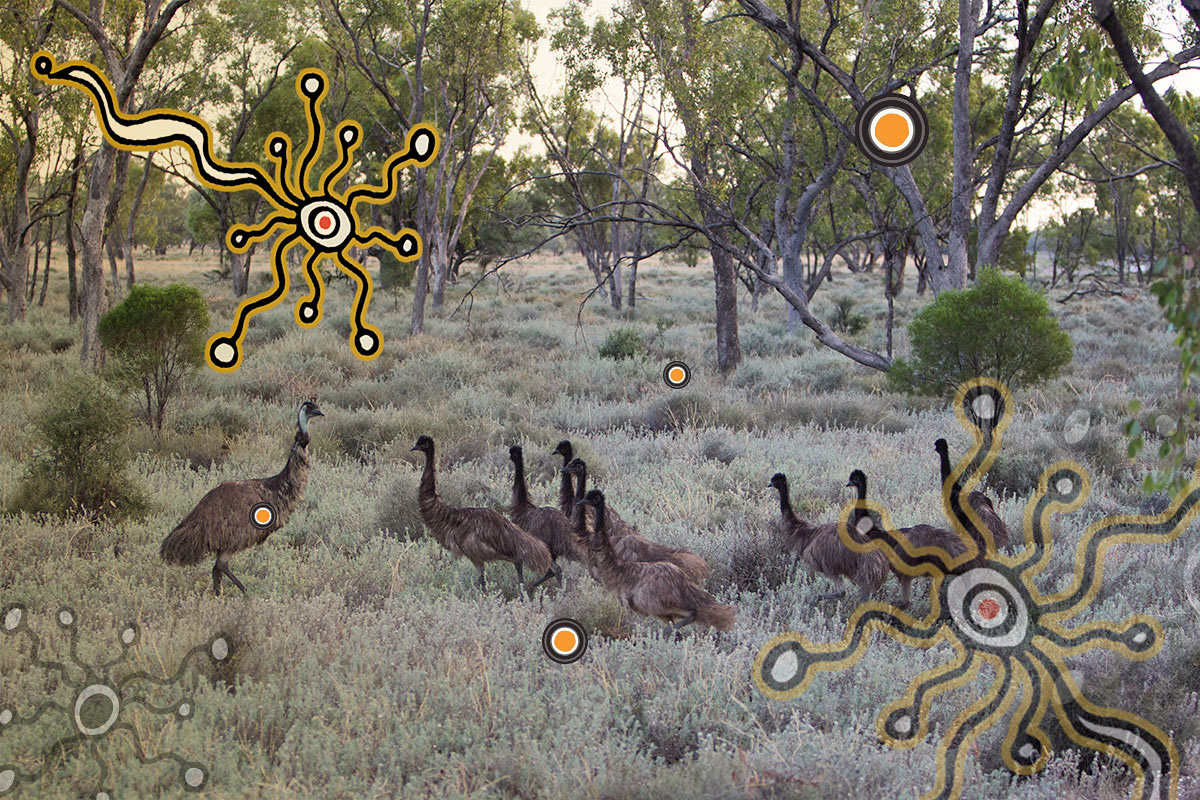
310;407;325;418
410;445;419;451
845;481;853;487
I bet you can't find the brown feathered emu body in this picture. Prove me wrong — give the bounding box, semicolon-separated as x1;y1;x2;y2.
160;400;324;595
578;490;736;632
768;472;889;603
561;457;711;585
846;469;976;608
508;445;576;590
935;438;1011;551
412;435;552;597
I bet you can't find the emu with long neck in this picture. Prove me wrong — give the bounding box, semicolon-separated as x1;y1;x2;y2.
160;400;323;595
768;471;888;603
552;440;575;517
412;435;552;596
578;490;736;632
934;438;1010;551
508;445;573;590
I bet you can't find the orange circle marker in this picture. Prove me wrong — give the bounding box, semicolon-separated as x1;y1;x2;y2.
978;598;1001;620
669;366;685;383
663;360;691;389
251;503;276;529
255;508;271;525
553;629;577;653
873;113;910;148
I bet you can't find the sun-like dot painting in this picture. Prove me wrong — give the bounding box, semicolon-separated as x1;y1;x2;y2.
0;604;233;798
753;377;1200;800
31;52;439;372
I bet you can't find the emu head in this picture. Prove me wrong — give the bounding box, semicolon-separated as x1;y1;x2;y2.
577;488;605;508
934;438;949;455
410;435;434;454
846;469;868;495
768;472;788;493
509;445;523;463
297;400;324;434
560;457;586;475
551;440;573;460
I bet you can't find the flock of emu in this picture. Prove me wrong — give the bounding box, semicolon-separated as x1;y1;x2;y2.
159;401;1010;631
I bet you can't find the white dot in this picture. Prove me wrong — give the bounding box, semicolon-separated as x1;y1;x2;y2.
402;239;414;254
303;76;320;95
184;767;204;787
122;628;135;644
1132;630;1147;644
893;714;912;734
178;703;191;717
213;342;235;365
856;516;874;535
1063;409;1091;444
358;333;375;350
0;709;11;725
97;793;110;800
211;638;229;661
1018;742;1035;759
973;394;996;420
415;131;432;157
3;608;20;630
0;770;15;792
59;610;73;625
302;307;314;319
1056;477;1073;495
342;128;355;143
770;650;798;684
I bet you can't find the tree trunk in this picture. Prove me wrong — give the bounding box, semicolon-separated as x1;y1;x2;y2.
29;239;39;303
125;152;154;291
107;236;122;302
80;144;117;367
946;0;983;291
38;223;51;307
66;147;81;323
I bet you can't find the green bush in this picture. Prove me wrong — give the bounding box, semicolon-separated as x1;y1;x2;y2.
7;374;147;520
829;296;868;335
99;283;209;429
377;247;416;290
889;268;1072;396
598;326;646;360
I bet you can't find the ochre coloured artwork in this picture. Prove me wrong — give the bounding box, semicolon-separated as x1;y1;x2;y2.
0;604;234;797
31;52;439;372
752;377;1197;800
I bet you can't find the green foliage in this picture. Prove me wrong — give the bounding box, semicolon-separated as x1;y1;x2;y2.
7;374;146;520
598;326;646;360
1126;263;1200;493
829;296;868;335
376;248;416;290
99;284;210;430
889;268;1072;396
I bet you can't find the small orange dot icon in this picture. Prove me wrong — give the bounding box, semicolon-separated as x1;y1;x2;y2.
250;503;276;529
873;112;910;149
542;618;587;664
663;360;691;389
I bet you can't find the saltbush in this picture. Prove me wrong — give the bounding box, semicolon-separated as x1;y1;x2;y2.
99;283;209;429
598;326;646;360
7;374;147;520
889;268;1072;396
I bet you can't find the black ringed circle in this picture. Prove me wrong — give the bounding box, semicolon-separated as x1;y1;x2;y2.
758;639;809;693
542;618;588;664
854;93;928;167
961;582;1020;637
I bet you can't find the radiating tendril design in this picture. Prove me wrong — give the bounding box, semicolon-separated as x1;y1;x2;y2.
752;377;1197;800
0;604;234;798
31;52;439;372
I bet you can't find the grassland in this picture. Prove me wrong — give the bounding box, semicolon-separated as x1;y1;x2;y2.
1;251;1198;799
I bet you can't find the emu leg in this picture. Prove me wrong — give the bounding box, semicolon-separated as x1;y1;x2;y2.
896;576;912;609
477;568;486;590
515;562;524;586
212;562;223;596
815;578;847;602
217;558;247;594
669;609;697;632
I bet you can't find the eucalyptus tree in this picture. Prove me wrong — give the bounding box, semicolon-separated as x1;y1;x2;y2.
323;0;538;335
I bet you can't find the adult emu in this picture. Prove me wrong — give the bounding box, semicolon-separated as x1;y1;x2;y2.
412;435;552;597
578;489;736;632
160;400;323;595
934;438;1011;551
508;445;577;590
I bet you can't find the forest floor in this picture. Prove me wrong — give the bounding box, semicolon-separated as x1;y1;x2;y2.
0;250;1197;799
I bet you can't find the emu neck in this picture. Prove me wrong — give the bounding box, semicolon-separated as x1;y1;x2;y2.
938;448;953;485
570;467;589;530
589;501;622;577
267;431;310;500
557;450;574;513
512;453;532;509
419;449;441;516
776;484;794;518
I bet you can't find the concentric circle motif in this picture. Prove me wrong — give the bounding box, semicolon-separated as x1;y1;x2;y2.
74;685;119;737
946;568;1030;649
663;360;691;389
855;94;928;166
299;200;353;252
250;503;276;530
542;618;588;664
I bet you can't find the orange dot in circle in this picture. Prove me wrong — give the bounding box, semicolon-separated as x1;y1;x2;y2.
668;366;686;384
553;629;577;653
874;112;910;148
254;507;272;525
978;597;1001;620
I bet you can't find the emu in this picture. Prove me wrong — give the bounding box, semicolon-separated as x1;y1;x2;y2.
160;400;323;595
